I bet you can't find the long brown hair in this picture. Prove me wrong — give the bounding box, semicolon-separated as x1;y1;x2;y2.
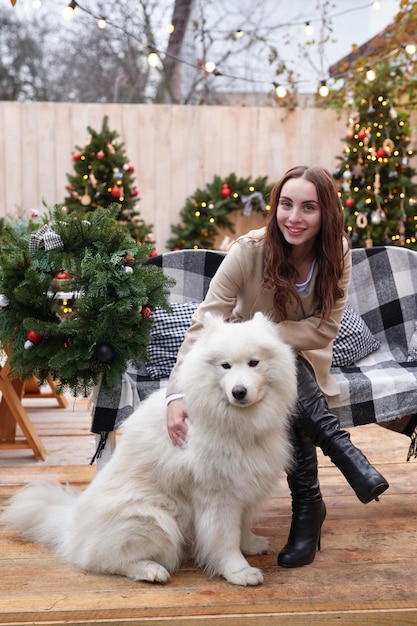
263;165;347;321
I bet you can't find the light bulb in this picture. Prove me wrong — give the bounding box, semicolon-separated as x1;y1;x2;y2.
147;52;160;68
318;81;329;97
205;61;217;74
97;18;107;29
305;22;314;36
275;85;287;98
366;69;376;81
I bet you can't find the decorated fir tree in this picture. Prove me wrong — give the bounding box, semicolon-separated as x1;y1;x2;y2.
0;206;172;396
333;65;417;250
167;174;272;250
64;116;153;245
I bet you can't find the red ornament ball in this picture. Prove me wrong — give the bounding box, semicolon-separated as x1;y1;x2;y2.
376;148;387;159
357;130;367;140
131;188;139;197
221;183;231;198
345;197;355;208
27;330;43;345
141;306;152;317
96;150;105;160
111;186;121;198
72;152;81;161
54;270;72;280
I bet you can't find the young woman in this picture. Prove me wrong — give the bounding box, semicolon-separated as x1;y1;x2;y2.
166;165;389;568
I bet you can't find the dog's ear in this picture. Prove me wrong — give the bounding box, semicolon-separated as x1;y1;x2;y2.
252;312;283;338
203;311;225;330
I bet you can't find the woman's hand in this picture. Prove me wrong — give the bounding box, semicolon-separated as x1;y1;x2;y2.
167;398;188;447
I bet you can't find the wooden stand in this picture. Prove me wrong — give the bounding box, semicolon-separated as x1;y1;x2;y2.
0;364;67;460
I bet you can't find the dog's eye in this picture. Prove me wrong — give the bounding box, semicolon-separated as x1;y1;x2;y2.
221;362;231;369
248;360;259;368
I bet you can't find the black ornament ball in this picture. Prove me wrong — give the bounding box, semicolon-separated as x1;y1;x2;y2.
94;343;115;363
332;169;341;180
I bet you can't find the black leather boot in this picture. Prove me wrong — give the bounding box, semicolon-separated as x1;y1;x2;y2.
278;425;326;568
295;357;389;504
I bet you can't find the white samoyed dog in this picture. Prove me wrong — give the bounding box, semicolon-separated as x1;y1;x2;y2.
2;312;297;587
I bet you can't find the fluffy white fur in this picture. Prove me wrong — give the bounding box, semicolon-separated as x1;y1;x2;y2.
2;312;297;586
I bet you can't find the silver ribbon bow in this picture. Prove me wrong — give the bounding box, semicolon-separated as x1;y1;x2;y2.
29;224;64;255
241;191;266;216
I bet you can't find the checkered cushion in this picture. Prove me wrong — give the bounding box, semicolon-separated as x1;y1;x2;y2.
331;304;381;367
146;301;199;379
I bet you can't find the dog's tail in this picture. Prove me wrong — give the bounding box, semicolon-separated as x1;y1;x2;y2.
1;481;79;550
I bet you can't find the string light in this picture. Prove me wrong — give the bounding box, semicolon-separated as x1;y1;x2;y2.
305;22;314;36
62;0;77;20
204;61;217;74
274;83;287;98
147;51;160;68
318;80;329;97
61;1;411;103
167;23;175;34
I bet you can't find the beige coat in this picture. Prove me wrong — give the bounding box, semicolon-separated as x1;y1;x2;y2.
167;228;352;399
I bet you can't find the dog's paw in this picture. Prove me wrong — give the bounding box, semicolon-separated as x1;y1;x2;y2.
225;565;264;587
129;560;171;584
241;533;269;555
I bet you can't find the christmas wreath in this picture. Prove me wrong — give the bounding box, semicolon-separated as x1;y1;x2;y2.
167;173;272;250
0;205;173;396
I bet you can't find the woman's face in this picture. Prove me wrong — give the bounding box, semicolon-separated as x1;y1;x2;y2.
276;177;322;250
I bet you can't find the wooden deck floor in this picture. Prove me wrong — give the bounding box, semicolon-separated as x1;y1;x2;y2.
1;395;417;626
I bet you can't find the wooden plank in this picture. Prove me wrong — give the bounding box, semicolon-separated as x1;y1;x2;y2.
0;390;417;625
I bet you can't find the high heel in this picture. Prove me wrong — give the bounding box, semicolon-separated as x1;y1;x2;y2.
295;357;389;504
278;426;325;568
278;499;326;568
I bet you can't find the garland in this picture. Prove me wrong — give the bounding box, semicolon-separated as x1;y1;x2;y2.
167;173;272;250
0;206;173;396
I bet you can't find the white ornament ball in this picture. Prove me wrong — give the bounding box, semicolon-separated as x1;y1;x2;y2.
24;340;34;349
343;170;352;180
0;294;10;308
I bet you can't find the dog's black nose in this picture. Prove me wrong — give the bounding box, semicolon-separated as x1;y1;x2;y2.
232;385;247;401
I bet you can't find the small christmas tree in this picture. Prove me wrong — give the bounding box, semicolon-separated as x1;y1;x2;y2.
64;116;153;245
167;174;272;250
333;63;417;250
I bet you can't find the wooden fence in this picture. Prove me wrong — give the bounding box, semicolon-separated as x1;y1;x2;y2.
1;102;416;252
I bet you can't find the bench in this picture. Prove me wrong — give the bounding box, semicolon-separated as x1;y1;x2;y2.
91;246;417;464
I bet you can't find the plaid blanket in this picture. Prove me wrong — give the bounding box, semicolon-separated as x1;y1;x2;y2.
328;246;417;430
91;246;417;442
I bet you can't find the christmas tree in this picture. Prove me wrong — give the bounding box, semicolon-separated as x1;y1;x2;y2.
0;205;172;396
64;116;153;245
167;174;272;250
333;63;417;249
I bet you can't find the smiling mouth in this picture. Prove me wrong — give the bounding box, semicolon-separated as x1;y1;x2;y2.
286;226;305;235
